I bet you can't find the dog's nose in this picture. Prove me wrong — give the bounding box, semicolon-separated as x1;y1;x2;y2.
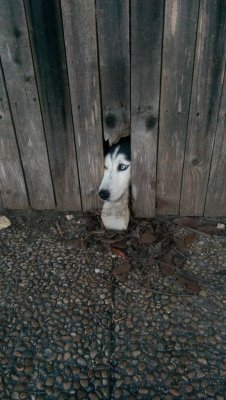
99;189;110;200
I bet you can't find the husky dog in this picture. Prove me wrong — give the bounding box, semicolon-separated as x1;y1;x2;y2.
99;137;131;202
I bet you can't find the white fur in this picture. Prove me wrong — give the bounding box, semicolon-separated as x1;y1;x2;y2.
99;146;131;202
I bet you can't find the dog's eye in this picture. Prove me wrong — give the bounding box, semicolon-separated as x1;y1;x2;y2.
118;164;129;171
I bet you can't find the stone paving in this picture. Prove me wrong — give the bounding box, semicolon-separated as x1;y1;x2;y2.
0;211;226;400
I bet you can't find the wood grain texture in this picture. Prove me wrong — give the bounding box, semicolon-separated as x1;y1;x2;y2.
96;0;130;145
205;72;226;216
25;0;81;210
0;61;28;209
0;190;3;210
61;0;104;211
0;0;55;209
156;0;199;215
131;0;164;217
180;0;226;216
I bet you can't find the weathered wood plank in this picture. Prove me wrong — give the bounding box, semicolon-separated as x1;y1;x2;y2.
96;0;130;145
156;0;199;215
61;0;104;211
24;0;81;210
131;0;164;217
0;190;3;210
0;0;55;209
180;0;226;216
205;72;226;216
0;60;28;209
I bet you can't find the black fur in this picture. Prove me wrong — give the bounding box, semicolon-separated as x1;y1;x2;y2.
104;136;131;161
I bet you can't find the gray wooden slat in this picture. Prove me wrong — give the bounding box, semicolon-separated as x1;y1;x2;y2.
0;191;3;210
96;0;130;145
61;0;104;211
0;60;28;209
131;0;164;217
156;0;199;215
0;0;55;209
205;72;226;217
24;0;81;211
180;0;226;216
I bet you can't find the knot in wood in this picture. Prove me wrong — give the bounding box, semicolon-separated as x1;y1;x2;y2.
191;156;199;166
105;113;117;129
145;115;157;130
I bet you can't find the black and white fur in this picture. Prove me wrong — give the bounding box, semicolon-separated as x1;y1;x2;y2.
99;137;131;202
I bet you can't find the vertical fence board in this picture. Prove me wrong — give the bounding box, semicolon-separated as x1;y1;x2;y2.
180;0;226;216
25;0;81;211
61;0;104;211
205;73;226;216
96;0;130;145
0;191;3;210
156;0;199;215
0;61;28;209
0;0;55;209
131;0;164;217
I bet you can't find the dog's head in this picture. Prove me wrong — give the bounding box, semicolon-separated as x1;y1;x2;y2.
99;137;131;202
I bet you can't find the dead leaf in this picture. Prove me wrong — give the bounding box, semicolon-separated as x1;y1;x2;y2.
173;218;225;236
173;217;204;228
173;238;188;254
139;221;154;234
86;214;100;231
84;230;105;240
101;235;124;244
176;276;201;294
114;273;128;283
155;234;172;252
159;262;176;276
172;253;185;267
196;225;222;235
140;232;156;244
56;221;63;236
161;251;174;264
112;262;131;275
63;239;84;249
112;261;131;283
184;233;197;247
112;240;127;249
159;252;176;276
154;221;169;235
111;247;128;259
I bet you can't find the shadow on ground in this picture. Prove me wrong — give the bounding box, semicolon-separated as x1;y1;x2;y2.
0;211;226;399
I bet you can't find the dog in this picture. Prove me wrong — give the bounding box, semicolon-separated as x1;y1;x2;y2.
99;136;131;202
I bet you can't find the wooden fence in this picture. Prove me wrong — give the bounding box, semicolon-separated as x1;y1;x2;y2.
0;0;225;217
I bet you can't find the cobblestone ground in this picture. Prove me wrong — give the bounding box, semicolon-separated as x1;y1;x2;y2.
0;211;226;400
